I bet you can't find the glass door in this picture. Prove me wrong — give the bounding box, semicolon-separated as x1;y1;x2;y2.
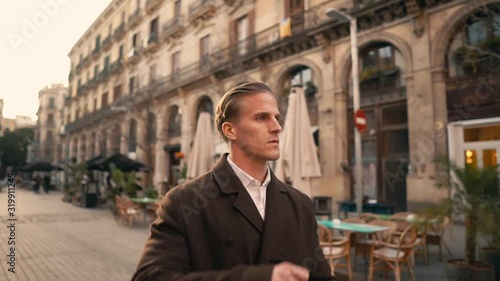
462;145;500;169
459;124;500;168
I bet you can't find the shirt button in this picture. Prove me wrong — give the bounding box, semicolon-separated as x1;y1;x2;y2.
226;238;235;246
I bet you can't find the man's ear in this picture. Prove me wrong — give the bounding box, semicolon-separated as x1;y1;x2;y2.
222;122;236;141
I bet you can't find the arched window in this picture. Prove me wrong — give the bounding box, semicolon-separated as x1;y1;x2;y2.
447;3;500;77
168;106;182;137
280;65;318;127
128;119;137;152
358;43;406;103
195;96;214;128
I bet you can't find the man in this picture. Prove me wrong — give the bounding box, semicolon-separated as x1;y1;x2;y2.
132;82;337;281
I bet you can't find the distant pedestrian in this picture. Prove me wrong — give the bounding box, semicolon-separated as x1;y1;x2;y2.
33;174;41;193
43;174;51;194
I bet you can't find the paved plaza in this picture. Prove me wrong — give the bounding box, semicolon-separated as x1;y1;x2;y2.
0;187;150;281
0;186;466;281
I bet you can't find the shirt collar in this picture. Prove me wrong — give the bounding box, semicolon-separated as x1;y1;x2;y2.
227;155;271;188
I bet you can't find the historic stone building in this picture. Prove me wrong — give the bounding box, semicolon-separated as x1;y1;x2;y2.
64;0;500;211
34;83;67;163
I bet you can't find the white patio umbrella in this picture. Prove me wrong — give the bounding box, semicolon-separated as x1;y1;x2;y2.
274;86;322;197
186;112;215;179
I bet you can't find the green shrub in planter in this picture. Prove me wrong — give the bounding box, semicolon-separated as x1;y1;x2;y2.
425;159;498;281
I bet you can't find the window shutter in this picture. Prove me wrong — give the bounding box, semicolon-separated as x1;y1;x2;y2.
229;19;237;44
248;10;255;36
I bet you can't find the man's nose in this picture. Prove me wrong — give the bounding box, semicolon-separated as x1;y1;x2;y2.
270;118;282;133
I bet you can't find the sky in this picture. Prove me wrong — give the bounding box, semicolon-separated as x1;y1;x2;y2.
0;0;112;120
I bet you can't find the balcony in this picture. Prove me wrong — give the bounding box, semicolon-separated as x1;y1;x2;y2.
77;83;89;96
110;59;124;75
65;105;114;134
64;95;72;106
162;16;185;42
114;22;126;40
46;121;56;128
65;0;449;134
127;47;141;65
145;0;164;14
102;35;113;51
92;46;101;60
188;0;216;23
98;68;110;82
145;33;159;53
87;78;98;89
83;55;91;67
76;63;83;74
128;9;143;29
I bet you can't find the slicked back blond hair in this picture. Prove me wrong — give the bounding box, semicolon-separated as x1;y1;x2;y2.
215;82;274;143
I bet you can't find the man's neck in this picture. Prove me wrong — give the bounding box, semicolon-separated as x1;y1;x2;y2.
228;152;268;183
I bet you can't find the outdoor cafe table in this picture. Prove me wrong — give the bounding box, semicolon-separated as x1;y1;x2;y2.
317;220;390;281
129;197;158;222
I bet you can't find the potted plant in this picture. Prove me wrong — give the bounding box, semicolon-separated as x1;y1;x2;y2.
110;164;138;198
453;46;479;74
359;66;381;86
478;190;500;281
304;81;317;96
426;159;497;281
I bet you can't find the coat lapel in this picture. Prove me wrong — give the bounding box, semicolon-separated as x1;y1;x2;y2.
213;154;264;233
233;191;264;233
258;173;288;263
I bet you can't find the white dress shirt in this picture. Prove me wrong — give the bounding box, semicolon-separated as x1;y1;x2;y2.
227;156;271;220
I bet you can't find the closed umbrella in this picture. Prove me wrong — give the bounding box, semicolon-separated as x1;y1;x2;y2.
186;112;215;179
274;86;321;197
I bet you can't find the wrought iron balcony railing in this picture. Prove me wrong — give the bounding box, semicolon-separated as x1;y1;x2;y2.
102;35;112;51
146;0;164;13
109;59;124;75
188;0;216;22
92;46;101;60
66;0;454;133
162;15;184;40
128;8;143;28
114;22;126;40
147;32;159;45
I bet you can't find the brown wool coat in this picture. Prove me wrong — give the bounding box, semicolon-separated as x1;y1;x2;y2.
132;154;337;281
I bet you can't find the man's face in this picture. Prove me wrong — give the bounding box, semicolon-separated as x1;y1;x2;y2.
229;92;283;162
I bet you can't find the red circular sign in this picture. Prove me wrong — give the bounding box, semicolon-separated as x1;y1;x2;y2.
354;110;367;133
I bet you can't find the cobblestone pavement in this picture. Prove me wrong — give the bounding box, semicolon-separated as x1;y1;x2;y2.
0;187;150;281
0;186;466;281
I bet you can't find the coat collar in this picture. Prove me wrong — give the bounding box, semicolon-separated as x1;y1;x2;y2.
212;154;288;238
212;153;287;194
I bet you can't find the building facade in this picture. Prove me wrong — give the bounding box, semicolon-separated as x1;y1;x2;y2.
64;0;500;211
1;116;35;135
34;84;67;163
0;99;3;136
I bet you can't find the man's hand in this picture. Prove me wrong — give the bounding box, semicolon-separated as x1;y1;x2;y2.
271;262;310;281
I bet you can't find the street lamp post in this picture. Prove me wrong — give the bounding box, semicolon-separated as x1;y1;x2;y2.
326;8;363;215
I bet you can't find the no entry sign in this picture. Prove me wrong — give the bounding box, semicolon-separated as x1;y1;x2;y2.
354;109;367;133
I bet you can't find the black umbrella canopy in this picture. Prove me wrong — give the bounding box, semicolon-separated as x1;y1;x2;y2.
86;155;104;170
91;153;146;172
21;161;63;172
